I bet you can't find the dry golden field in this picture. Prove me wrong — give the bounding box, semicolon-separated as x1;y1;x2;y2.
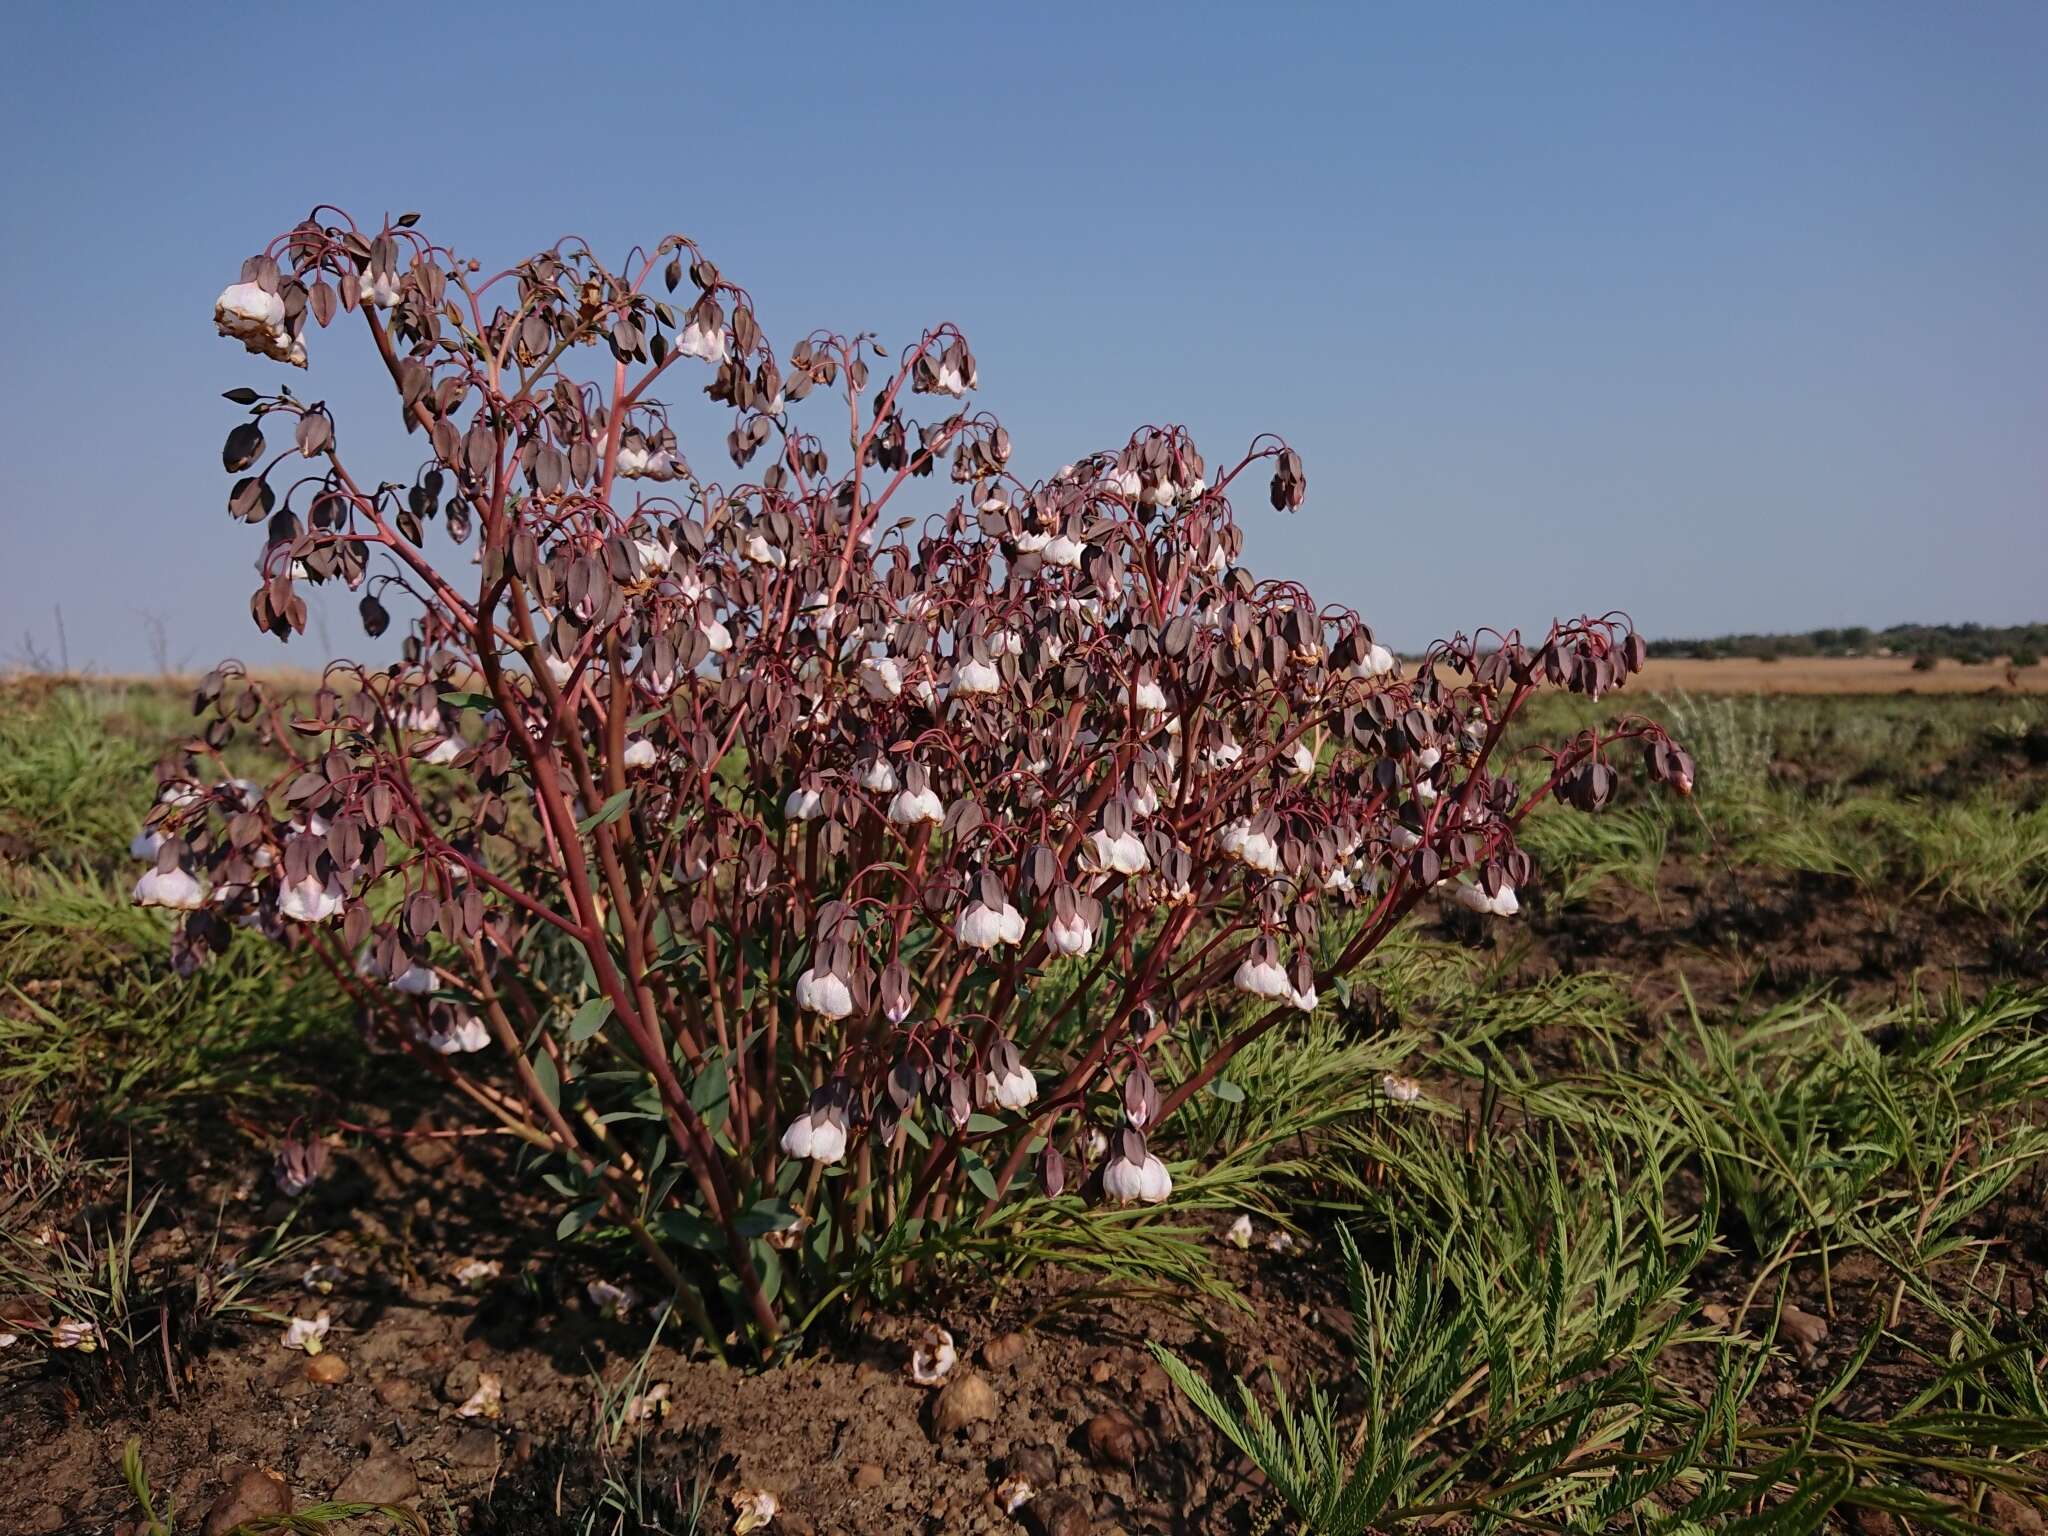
1646;654;2047;694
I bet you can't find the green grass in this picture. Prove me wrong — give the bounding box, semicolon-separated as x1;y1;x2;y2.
5;677;2046;1532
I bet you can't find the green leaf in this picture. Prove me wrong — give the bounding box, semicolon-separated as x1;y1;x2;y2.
531;1051;560;1109
439;690;496;712
557;1200;600;1239
565;997;613;1043
577;789;634;833
1204;1079;1246;1103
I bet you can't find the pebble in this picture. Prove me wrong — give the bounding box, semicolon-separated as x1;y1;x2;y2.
981;1331;1028;1369
203;1469;290;1536
305;1352;350;1384
332;1452;420;1506
1083;1410;1141;1471
852;1463;885;1491
446;1427;502;1471
375;1375;422;1409
1035;1488;1094;1535
932;1370;999;1438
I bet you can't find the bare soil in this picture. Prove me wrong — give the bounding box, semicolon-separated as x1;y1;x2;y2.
6;820;2045;1534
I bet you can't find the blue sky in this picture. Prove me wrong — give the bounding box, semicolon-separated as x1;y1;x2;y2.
2;2;2042;671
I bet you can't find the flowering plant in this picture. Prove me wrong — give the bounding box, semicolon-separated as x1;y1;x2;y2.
142;209;1691;1352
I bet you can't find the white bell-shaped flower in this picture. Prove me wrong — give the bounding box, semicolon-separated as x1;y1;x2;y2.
1219;820;1281;875
859;656;904;700
785;786;824;821
1233;953;1293;999
621;737;658;769
955;899;1025;950
134;865;205;910
950;657;1002;697
888;785;946;825
1046;909;1097;956
986;1062;1038;1111
278;872;346;923
795;967;854;1019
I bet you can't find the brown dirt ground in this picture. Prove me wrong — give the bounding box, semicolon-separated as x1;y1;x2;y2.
5;787;2046;1533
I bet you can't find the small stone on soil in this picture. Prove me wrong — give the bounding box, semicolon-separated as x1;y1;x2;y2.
1033;1488;1094;1536
304;1352;350;1384
332;1452;419;1506
1082;1410;1141;1471
852;1462;885;1490
374;1375;421;1408
981;1331;1028;1369
932;1370;999;1438
203;1469;290;1536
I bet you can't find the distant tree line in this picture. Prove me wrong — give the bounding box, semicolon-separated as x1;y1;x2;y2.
1648;623;2045;668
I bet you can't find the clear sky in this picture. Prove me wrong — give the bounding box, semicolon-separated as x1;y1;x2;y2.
3;2;2042;672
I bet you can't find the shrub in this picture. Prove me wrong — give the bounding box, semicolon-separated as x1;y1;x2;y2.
1912;652;1939;672
2010;648;2040;669
136;209;1690;1351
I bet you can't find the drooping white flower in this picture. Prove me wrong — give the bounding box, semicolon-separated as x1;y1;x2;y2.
785;786;824;821
129;828;164;860
1234;953;1293;1000
950;657;1002;697
633;537;673;574
956;899;1025;950
216;280;284;334
1046;908;1097;956
1383;1073;1423;1104
888;784;946;826
996;1474;1035;1514
986;1061;1038;1111
795;967;854;1019
391;960;437;996
360;266;402;309
1110;467;1142;499
281;1312;331;1354
421;1011;491;1054
1204;740;1244;771
730;1489;780;1536
1104;1151;1173;1205
1387;824;1422;852
1350;642;1397;680
1133;676;1168;712
1013;529;1051;554
699;617;733;654
423;734;467;766
1088;828;1149;877
1223;1213;1254;1249
1042;532;1085;568
859;655;904;700
134;865;206;910
543;653;575;686
858;758;899;793
678;318;728;364
780;1112;847;1165
1284;740;1317;777
615;440;651;477
741;532;785;568
279;872;346;924
1290;980;1319;1013
621;737;658;769
1219;820;1281;875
